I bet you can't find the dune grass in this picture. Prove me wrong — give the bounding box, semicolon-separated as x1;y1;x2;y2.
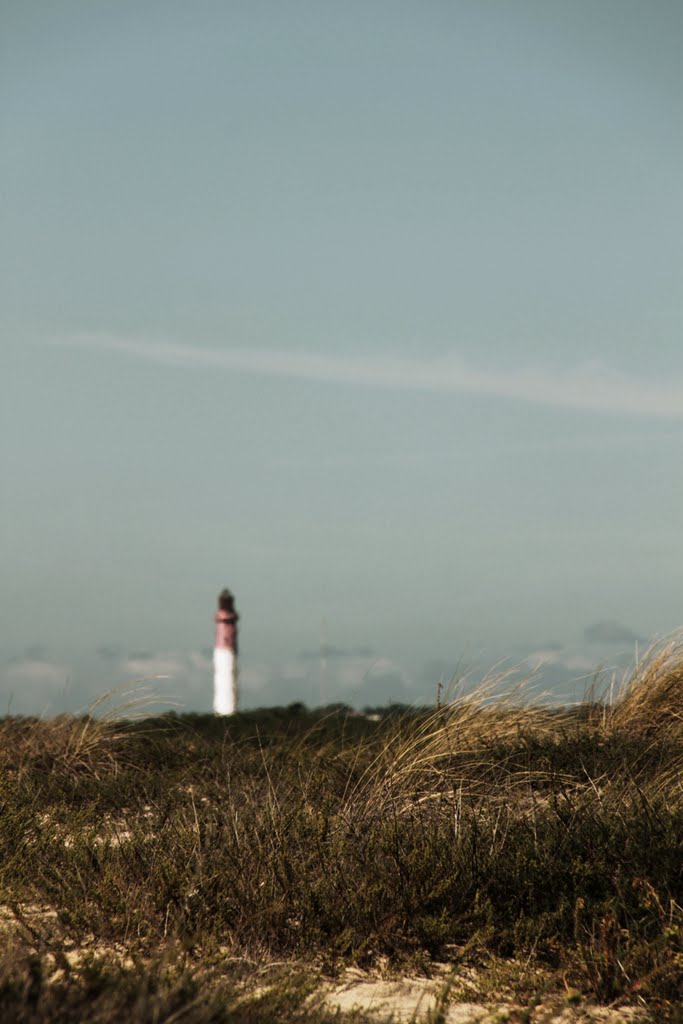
0;638;682;1021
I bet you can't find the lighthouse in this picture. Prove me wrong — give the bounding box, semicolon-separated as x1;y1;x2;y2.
213;588;239;715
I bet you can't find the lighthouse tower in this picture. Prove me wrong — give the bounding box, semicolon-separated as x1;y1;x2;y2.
213;588;239;715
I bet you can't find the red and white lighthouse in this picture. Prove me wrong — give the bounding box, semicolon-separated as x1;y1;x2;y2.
213;588;239;715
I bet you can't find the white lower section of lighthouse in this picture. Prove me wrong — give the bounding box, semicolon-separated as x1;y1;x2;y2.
213;648;238;715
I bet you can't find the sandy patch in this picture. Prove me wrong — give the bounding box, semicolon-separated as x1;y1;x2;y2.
320;973;443;1020
318;969;651;1023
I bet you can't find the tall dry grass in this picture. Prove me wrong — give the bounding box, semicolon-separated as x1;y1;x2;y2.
609;635;683;740
0;640;682;1018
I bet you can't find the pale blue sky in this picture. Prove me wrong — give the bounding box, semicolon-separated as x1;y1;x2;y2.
2;1;682;714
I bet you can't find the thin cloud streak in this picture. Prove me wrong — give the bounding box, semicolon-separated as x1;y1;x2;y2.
50;333;683;419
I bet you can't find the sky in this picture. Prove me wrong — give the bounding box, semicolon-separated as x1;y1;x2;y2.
2;1;682;715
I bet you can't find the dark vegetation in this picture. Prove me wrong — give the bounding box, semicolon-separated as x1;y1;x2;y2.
1;639;682;1021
